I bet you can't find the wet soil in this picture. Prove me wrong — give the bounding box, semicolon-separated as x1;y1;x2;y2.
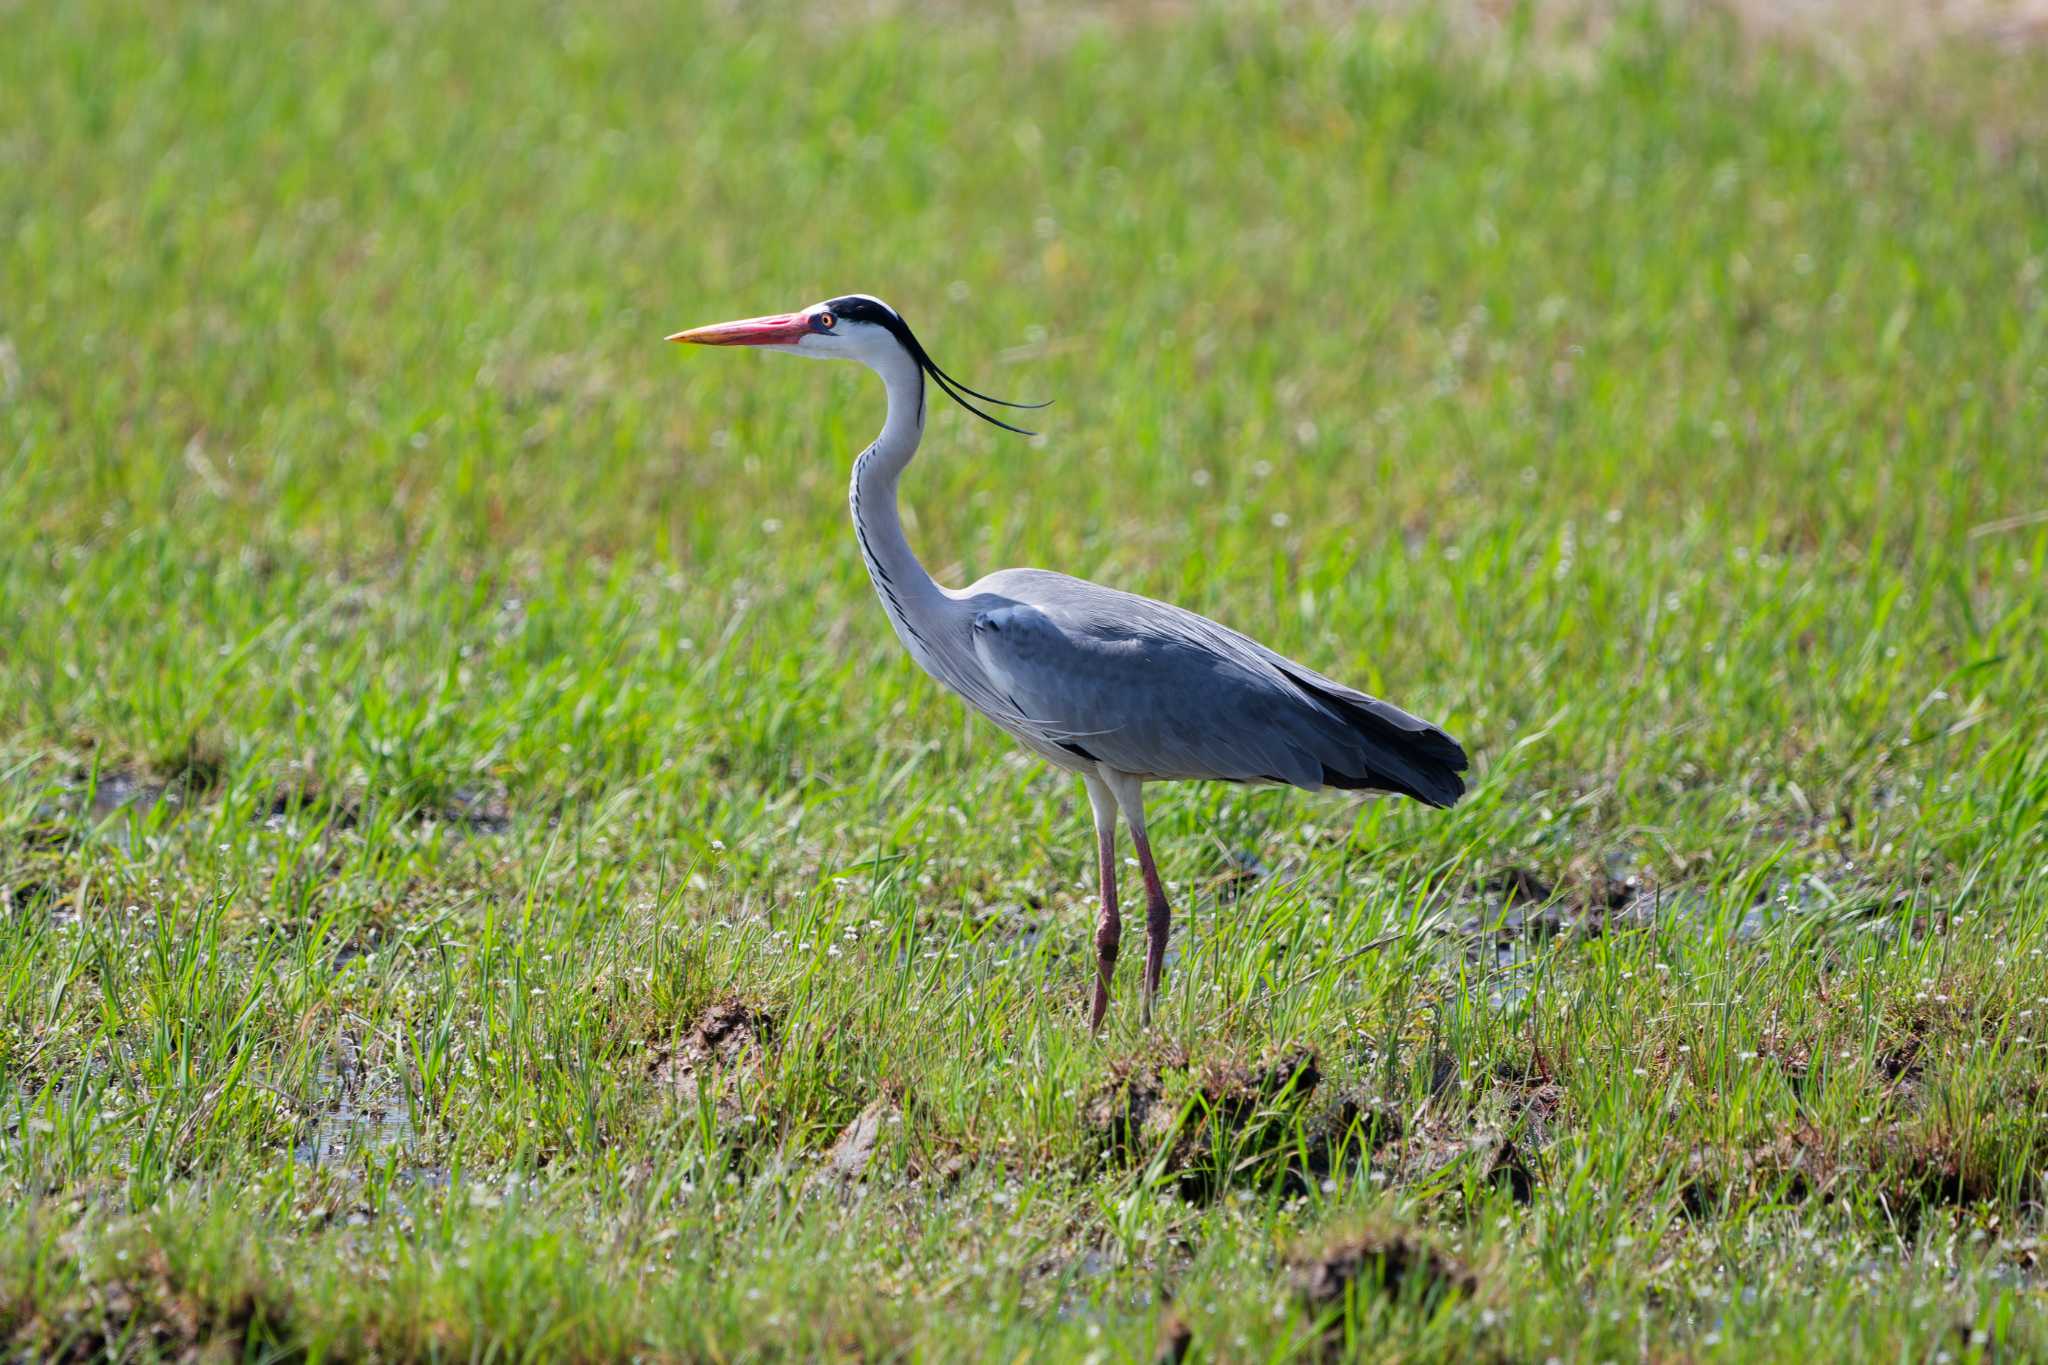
1295;1230;1477;1312
649;998;780;1128
1088;1047;1395;1202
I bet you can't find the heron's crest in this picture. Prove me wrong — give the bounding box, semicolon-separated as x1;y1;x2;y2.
827;295;1051;436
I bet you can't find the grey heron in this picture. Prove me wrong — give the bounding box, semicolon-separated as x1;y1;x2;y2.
670;295;1467;1028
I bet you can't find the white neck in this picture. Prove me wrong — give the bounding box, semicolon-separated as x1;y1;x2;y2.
849;345;949;659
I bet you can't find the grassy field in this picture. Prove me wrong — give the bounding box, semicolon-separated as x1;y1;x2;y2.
4;0;2048;1357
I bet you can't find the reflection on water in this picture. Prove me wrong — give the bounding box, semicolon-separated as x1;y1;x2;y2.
292;1039;415;1171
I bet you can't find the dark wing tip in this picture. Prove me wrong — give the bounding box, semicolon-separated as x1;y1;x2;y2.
1320;761;1466;808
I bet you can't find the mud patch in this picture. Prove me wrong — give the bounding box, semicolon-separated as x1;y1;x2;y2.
1753;1026;1816;1093
648;1005;779;1182
1869;1127;2006;1225
1483;866;1560;907
1489;1055;1567;1129
650;998;777;1103
1088;1047;1388;1201
1675;1122;1838;1216
1399;1127;1537;1202
1459;865;1923;1004
1673;1122;2004;1231
17;1243;292;1364
1294;1230;1477;1329
686;999;775;1068
1153;1309;1192;1364
411;786;511;834
1363;1051;1562;1204
913;1149;974;1189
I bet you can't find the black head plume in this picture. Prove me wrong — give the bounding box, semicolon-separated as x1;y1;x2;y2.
826;295;1051;436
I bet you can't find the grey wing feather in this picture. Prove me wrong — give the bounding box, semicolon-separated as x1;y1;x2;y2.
957;569;1468;807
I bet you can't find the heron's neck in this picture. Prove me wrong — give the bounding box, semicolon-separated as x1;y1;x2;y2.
850;348;948;641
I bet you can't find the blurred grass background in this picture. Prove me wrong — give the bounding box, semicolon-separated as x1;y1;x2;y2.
2;0;2046;1358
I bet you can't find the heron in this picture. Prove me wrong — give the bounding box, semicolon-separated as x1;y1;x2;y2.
670;295;1467;1028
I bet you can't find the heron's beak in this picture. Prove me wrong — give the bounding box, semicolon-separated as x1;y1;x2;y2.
666;312;811;346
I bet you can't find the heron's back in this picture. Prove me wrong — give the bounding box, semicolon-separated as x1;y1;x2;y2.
951;568;1467;806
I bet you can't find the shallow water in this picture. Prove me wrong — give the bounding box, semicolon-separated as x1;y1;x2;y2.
292;1040;416;1171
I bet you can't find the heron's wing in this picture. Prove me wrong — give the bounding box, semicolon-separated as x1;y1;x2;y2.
960;570;1467;805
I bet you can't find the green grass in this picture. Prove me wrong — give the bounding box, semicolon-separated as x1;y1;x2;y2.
4;0;2048;1358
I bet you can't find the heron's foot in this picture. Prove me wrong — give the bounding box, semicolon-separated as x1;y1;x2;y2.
1140;896;1170;1027
1092;918;1121;1034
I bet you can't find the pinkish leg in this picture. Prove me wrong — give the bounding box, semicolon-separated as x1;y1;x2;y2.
1084;776;1121;1032
1131;827;1171;1025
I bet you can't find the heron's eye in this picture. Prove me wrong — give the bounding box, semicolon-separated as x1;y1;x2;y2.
816;312;836;330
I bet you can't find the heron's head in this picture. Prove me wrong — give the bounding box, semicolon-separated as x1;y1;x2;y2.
668;294;1046;435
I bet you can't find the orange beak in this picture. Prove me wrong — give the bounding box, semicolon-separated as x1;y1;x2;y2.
666;312;812;346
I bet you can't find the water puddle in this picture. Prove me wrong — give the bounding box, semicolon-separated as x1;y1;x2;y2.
293;1039;416;1171
25;771;190;852
1456;863;1907;1007
260;786;513;837
87;771;185;821
1037;1244;1183;1328
27;769;511;849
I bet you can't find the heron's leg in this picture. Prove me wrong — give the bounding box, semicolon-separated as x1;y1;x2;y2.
1083;774;1121;1032
1105;773;1171;1025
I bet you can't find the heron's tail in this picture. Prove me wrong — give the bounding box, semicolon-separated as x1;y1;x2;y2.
1284;671;1469;808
